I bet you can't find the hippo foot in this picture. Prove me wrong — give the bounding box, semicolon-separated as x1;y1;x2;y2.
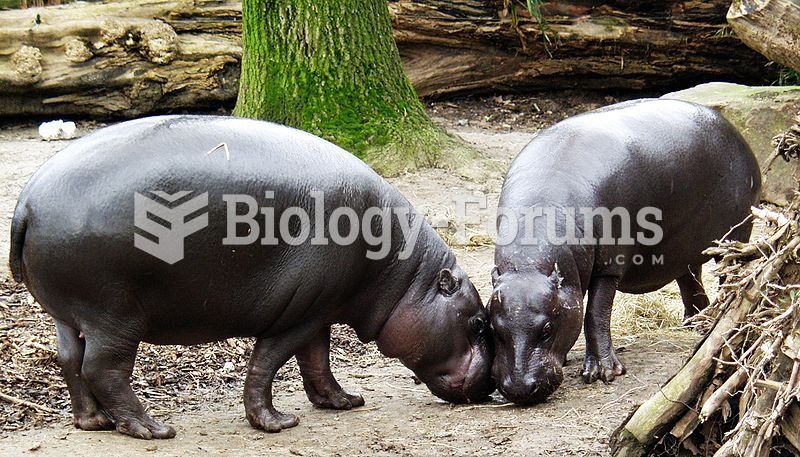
682;308;701;322
581;353;626;384
307;388;365;410
73;410;114;431
682;315;698;328
115;416;176;440
247;408;299;433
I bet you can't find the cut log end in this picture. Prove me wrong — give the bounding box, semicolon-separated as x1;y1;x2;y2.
11;45;42;83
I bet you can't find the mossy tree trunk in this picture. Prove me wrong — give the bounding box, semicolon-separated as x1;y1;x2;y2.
233;0;457;175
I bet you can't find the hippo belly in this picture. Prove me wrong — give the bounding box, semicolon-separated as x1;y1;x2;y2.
21;176;378;345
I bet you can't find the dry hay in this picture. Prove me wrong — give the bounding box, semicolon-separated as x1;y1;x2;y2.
612;289;685;338
0;279;382;436
611;194;800;457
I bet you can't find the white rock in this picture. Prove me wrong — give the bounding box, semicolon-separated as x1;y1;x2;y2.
61;121;77;138
38;120;63;139
39;120;77;141
223;361;235;371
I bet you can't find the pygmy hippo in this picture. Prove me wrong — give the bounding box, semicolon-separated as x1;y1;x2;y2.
489;99;761;404
9;116;494;439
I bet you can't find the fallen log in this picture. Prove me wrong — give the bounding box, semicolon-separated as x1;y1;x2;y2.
0;0;776;119
728;0;800;75
392;0;775;97
0;0;242;118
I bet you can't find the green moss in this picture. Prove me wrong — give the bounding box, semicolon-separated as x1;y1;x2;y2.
234;0;470;176
663;82;799;106
590;16;629;28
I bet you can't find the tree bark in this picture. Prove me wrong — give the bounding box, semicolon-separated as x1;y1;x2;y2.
0;0;775;120
727;0;800;74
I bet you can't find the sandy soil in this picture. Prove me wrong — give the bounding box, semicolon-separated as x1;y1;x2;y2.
0;95;701;456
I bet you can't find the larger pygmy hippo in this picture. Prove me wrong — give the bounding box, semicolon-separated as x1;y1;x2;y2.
490;99;761;404
9;116;494;439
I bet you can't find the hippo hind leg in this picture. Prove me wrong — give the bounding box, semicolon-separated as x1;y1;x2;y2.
296;326;364;410
81;330;176;439
582;276;626;384
676;264;710;321
55;320;114;431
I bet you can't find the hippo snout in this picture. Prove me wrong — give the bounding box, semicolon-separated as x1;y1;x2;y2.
497;376;553;405
495;364;563;405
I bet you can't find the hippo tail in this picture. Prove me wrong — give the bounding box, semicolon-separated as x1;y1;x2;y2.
9;202;28;283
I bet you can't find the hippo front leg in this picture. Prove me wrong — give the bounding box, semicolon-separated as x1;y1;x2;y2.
582;276;626;384
296;327;365;410
244;324;321;432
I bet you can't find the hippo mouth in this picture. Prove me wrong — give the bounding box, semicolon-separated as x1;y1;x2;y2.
496;378;559;405
427;344;493;404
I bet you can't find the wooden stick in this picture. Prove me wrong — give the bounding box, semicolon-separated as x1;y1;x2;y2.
699;366;748;422
0;390;60;414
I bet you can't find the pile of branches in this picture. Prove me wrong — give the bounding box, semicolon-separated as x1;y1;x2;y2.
610;195;800;456
774;112;800;163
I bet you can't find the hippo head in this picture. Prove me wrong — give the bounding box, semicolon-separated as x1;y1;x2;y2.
489;264;583;404
375;266;494;404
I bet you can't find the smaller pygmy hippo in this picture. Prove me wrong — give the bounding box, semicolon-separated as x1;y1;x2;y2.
489;99;761;404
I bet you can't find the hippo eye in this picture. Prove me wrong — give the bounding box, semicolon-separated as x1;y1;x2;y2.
469;316;487;335
541;322;552;340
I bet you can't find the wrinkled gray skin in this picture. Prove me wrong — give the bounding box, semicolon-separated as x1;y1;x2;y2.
9;116;494;439
490;100;761;404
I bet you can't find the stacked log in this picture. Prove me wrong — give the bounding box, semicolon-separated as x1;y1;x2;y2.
611;124;800;455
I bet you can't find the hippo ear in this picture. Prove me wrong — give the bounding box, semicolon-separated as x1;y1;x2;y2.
549;262;564;290
491;266;500;286
438;268;460;295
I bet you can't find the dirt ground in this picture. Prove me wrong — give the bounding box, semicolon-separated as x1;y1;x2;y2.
0;93;702;456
